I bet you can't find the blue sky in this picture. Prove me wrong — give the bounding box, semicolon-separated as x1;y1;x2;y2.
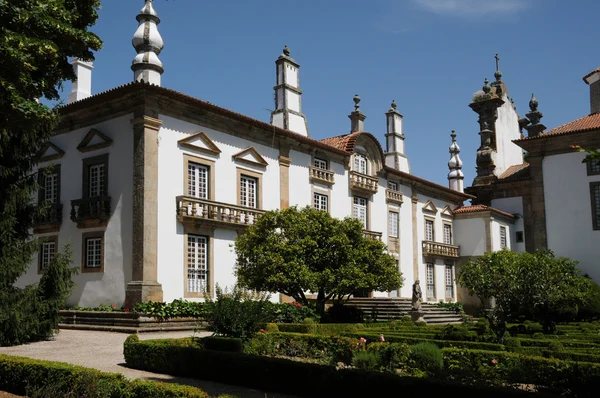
70;0;599;187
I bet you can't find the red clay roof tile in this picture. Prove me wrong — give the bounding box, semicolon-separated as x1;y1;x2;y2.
454;204;516;219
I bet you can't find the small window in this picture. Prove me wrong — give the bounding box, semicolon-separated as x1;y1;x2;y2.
500;226;507;248
426;263;435;299
353;196;367;227
313;192;328;212
314;158;328;170
188;162;209;199
591;182;600;230
445;264;454;299
388;211;399;238
425;219;435;242
388;181;398;191
443;224;452;245
240;175;258;208
516;231;524;243
83;232;104;271
587;159;600;176
187;235;209;294
38;165;61;205
39;238;57;272
83;155;108;198
354;153;367;174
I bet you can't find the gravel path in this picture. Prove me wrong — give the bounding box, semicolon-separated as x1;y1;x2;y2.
0;329;297;398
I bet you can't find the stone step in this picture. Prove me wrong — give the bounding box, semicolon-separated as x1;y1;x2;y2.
58;323;204;334
345;298;463;325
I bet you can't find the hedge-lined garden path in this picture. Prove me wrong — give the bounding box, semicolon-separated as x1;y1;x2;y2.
0;330;298;398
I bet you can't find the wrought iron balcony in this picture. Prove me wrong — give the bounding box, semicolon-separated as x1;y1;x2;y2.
363;230;382;241
309;166;335;185
33;203;63;233
177;196;265;229
385;189;403;204
70;196;111;228
349;171;378;195
422;241;460;258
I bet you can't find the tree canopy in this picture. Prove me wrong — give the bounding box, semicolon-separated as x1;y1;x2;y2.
234;206;403;313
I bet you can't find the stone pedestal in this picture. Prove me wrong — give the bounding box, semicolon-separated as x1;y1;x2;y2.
124;280;163;308
411;309;426;323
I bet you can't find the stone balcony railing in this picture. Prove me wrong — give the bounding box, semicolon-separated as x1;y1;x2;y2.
33;203;63;233
177;196;265;229
309;167;335;185
349;171;378;195
422;241;460;258
363;230;383;241
70;196;111;228
385;189;403;204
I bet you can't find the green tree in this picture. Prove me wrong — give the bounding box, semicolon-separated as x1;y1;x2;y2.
0;0;102;346
234;206;403;314
458;249;590;340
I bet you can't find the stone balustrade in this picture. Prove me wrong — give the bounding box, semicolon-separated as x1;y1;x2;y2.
385;189;403;204
309;167;335;185
70;196;111;228
363;230;383;241
422;241;460;258
177;196;265;228
349;171;378;195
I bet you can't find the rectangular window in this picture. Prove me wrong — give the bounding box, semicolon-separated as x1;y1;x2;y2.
187;235;208;294
354;153;367;174
240;175;258;208
443;224;452;245
426;263;435;299
500;226;507;248
353;196;367;227
84;237;103;269
425;219;435;242
83;155;108;199
591;182;600;230
516;231;524;243
44;172;59;203
313;192;328;212
40;240;56;271
587;159;600;176
314;158;327;170
445;264;454;299
388;181;398;191
187;162;209;199
388;211;399;238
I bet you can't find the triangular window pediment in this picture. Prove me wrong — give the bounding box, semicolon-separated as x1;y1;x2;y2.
232;147;268;168
77;128;112;153
441;205;454;218
38;142;65;162
178;131;221;156
422;200;438;214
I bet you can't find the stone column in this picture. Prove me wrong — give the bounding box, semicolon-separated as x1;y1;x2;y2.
411;191;420;283
125;115;163;308
278;148;293;303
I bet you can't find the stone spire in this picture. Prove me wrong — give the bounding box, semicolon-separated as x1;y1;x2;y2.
270;45;309;136
384;100;410;173
348;94;366;132
448;130;464;192
524;93;546;137
131;0;164;86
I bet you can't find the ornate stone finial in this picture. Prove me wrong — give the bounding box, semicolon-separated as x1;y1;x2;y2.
494;54;502;81
283;45;290;57
132;0;164;85
450;129;457;142
483;78;491;94
353;94;361;111
391;100;397;110
529;92;538;111
448;130;464;192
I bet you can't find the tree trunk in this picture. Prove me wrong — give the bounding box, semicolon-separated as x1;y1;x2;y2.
316;288;326;316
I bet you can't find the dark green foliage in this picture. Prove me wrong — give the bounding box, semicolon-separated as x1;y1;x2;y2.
352;350;379;371
123;337;533;397
276;322;365;335
342;332;506;351
436;324;474;341
547;341;566;353
0;353;211;397
203;285;271;340
133;299;207;319
436;301;464;313
409;342;444;375
265;322;279;333
265;301;318;323
202;336;243;353
324;304;364;323
0;0;101;347
366;342;410;372
578;279;600;321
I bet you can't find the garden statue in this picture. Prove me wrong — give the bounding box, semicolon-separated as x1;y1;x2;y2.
411;280;422;310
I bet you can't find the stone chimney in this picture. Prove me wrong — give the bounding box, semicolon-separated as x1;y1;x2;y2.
349;94;366;132
384;100;410;173
584;68;600;114
67;58;93;104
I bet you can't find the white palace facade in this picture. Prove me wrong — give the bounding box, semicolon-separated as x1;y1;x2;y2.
18;1;600;308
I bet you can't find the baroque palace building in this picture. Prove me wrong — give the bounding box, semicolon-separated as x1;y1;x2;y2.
18;1;600;308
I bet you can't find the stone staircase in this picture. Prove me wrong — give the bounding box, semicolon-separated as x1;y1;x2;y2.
346;297;463;324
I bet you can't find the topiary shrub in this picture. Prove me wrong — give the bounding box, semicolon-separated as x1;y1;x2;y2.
578;279;600;321
265;323;279;333
202;336;243;352
504;337;522;353
414;320;427;327
532;332;545;340
408;342;443;375
526;322;544;334
436;325;473;341
324;304;364;324
547;341;566;353
352;350;379;371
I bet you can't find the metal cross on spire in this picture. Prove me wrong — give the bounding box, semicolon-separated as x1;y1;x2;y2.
495;53;500;72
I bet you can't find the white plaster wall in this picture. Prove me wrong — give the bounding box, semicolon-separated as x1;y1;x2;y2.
453;218;486;257
492;197;526;252
271;112;284;128
370;176;389;298
276;88;284;110
493;96;523;176
328;160;350;221
544;152;600;282
287;92;300;113
288;113;307;136
398;183;414;298
157;115;281;302
491;219;512;251
289;150;312;208
286;65;298;88
19;114;134;307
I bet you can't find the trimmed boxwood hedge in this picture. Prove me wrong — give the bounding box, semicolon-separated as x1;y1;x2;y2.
342;332;506;351
0;354;212;397
123;335;532;397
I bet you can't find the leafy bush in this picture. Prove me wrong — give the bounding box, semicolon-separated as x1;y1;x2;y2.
324;304;364;323
526;322;544;334
265;301;318;323
132;299;206;320
366;342;410;372
342;332;506;351
352;350;379;371
547;341;566;353
532;332;545;340
265;323;279;333
203;285;271;340
415;320;427;327
202;336;243;352
504;338;522;352
0;353;211;397
436;325;474;341
436;302;464;313
409;342;444;375
276;322;364;335
578;279;600;321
